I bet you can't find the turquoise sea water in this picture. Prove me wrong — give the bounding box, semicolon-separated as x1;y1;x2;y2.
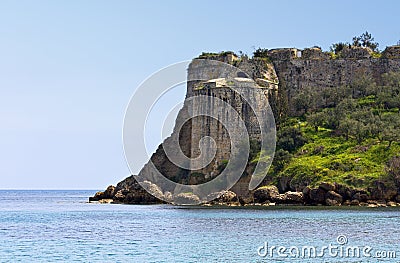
0;190;399;262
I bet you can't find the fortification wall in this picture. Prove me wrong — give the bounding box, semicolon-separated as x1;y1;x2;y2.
269;46;400;102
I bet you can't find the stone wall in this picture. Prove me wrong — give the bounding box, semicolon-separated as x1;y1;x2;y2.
269;46;400;105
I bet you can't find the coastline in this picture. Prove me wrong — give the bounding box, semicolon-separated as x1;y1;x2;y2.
89;180;400;208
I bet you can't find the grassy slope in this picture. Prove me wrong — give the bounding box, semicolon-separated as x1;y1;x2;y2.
276;120;399;189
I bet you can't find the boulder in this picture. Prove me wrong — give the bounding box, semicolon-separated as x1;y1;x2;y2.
210;190;238;204
343;200;351;206
368;181;398;201
319;182;335;192
238;196;254;205
253;186;280;203
278;176;291;193
350;199;360;206
173;193;200;205
103;185;116;198
326;199;341;206
352;192;369;202
326;191;343;204
141;181;164;200
89;185;115;202
334;183;352;200
280;191;304;204
302;186;311;203
89;191;104;202
309;188;326;204
113;189;128;202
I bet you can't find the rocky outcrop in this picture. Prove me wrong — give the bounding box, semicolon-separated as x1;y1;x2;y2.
90;178;400;207
91;48;400;206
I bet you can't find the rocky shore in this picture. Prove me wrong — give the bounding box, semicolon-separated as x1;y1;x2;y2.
89;177;400;207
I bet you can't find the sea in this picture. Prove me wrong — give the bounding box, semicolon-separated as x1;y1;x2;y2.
0;190;399;263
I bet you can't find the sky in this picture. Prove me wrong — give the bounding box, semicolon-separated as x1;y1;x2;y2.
0;0;399;189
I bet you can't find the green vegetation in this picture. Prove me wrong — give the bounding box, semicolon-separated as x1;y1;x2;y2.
260;72;400;191
352;31;379;52
198;51;236;59
329;31;381;57
253;48;269;58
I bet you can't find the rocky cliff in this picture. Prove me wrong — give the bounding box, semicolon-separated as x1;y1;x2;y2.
90;45;400;206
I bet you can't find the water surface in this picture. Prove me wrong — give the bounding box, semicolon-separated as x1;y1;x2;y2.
0;190;399;262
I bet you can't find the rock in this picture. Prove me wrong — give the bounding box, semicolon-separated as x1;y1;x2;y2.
352;192;369;203
103;185;116;198
326;191;343;204
98;199;113;204
89;191;104;202
164;191;173;202
278;176;291;193
302;186;312;203
141;181;164;199
350;199;360;206
113;189;126;202
343;200;351;206
89;185;116;202
280;191;304;204
210;190;238;205
309;188;326;204
238;196;254;205
289;179;309;192
377;200;387;207
326;199;340;206
173;193;200;205
368;181;398;201
334;183;352;200
253;186;279;203
383;46;400;59
387;201;397;207
319;182;335;192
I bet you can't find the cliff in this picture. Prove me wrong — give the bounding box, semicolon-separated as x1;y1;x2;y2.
90;45;400;206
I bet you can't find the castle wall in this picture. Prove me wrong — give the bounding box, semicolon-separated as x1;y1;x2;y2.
269;47;400;102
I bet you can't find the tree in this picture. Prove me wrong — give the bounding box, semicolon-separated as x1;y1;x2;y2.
380;114;400;148
330;42;349;54
338;118;354;140
272;149;292;173
276;125;307;153
386;156;400;186
352;31;379;52
292;87;317;114
307;111;325;132
253;48;269;58
350;75;376;98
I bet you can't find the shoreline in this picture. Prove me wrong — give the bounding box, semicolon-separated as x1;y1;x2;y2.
86;201;400;211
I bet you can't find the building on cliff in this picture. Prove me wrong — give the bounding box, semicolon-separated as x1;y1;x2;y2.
91;45;400;205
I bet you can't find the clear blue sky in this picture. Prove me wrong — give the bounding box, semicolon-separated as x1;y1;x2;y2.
0;0;399;189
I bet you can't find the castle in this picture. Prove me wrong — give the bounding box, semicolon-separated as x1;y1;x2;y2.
91;45;400;204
